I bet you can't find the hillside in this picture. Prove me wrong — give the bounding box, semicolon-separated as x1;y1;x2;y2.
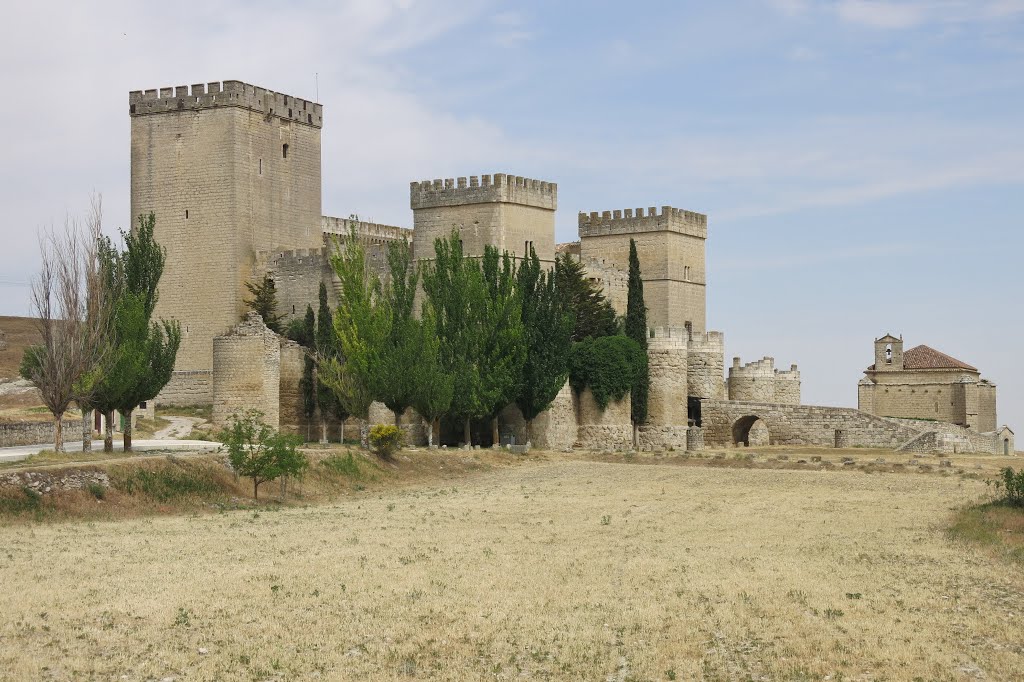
0;316;38;380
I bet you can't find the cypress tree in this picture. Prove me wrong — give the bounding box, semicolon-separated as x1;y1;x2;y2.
625;238;649;446
299;304;317;441
377;238;420;427
315;281;347;442
554;253;618;341
244;274;283;333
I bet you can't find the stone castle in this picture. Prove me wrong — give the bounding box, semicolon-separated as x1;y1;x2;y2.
130;79;1013;455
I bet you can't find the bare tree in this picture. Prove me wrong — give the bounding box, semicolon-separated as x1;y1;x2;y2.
22;199;109;453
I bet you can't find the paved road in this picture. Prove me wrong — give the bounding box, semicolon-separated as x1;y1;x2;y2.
0;439;221;464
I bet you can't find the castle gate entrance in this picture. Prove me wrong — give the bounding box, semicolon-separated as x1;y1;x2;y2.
732;415;769;447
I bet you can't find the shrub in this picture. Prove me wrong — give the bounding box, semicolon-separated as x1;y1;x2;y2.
990;467;1024;506
568;335;645;409
368;424;403;458
323;452;362;478
220;410;309;499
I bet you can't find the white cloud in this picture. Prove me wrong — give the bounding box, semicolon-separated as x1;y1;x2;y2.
836;0;926;29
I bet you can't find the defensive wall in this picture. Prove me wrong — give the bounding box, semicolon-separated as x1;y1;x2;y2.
727;357;800;405
129;80;323;127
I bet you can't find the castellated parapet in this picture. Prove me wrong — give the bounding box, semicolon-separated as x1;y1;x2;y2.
727;356;801;405
129;80;323;128
411;172;557;266
687;331;726;401
410;174;557;210
578;205;707;240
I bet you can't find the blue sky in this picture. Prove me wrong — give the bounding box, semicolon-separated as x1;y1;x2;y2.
1;0;1021;430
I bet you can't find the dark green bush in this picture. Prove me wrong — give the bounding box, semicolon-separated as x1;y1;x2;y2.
569;335;645;409
991;467;1024;506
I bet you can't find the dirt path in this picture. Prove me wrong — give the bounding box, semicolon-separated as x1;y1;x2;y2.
153;416;204;440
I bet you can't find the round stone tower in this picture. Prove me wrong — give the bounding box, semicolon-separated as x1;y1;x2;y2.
727;356;776;402
639;327;689;450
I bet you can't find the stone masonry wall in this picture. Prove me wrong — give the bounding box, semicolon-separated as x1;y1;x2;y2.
212;313;281;429
577;388;632;450
0;420;81;448
498;381;578;450
155;371;213;406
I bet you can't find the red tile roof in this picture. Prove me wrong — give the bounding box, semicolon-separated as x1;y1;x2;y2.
902;345;978;371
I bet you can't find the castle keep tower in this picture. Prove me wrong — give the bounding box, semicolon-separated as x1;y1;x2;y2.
410;174;557;264
578;207;707;332
130;81;323;402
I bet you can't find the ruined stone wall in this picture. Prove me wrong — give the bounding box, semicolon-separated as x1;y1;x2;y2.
498;381;578;450
155;370;212;406
701;401;923;449
131;81;322;380
212;313;281;429
881;417;1002;454
578;207;707;332
410;174;557;265
576;388;632;450
687;331;725;400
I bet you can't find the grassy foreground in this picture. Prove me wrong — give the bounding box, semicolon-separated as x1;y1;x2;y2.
1;452;1023;680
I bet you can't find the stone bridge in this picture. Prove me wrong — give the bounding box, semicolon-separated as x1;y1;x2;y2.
700;400;924;449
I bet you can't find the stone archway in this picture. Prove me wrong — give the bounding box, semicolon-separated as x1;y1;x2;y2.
732;415;770;447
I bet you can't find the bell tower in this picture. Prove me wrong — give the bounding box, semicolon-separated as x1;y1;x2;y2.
873;334;903;370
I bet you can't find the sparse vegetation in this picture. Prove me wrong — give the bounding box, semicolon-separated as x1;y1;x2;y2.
368;423;402;459
220;410;308;499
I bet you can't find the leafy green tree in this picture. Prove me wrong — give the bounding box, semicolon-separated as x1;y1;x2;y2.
220;410;308;500
421;231;480;445
477;246;526;445
625;238;649;446
376;238;420;427
324;233;386;448
410;307;453;447
91;214;180;451
554;253;618;342
245;274;283;333
568;335;645;409
514;246;572;443
315;281;347;442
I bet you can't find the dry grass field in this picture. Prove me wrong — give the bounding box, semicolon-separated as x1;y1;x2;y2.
2;456;1023;681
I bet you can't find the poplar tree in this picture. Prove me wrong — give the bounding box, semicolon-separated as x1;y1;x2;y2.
376;238;420;426
323;233;384;448
421;231;480;445
515;246;573;442
410;307;453;447
478;246;525;446
92;213;180;452
625;238;649;447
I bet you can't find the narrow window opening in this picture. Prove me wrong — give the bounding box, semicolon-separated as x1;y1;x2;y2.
292;305;296;314
685;321;693;341
185;209;189;220
288;108;293;118
259;158;262;175
307;114;312;124
282;143;289;159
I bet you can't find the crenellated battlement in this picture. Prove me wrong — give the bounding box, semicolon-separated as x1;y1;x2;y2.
578;205;707;239
321;216;413;243
730;356;777;377
688;330;725;352
129;80;323;128
775;364;801;380
410;173;557;210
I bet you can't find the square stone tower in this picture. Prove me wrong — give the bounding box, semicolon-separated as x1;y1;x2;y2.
410;174;557;264
129;81;323;400
578;206;708;333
